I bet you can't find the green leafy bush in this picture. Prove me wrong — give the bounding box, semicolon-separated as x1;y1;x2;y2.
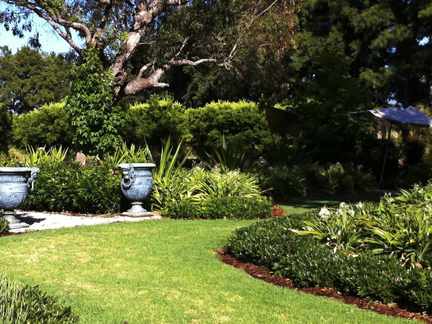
122;95;191;147
186;100;271;153
24;162;121;214
0;215;9;234
259;166;308;200
0;275;79;323
12;103;71;149
225;213;432;313
163;196;272;220
67;49;124;155
320;163;375;194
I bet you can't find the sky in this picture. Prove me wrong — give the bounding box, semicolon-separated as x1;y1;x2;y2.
0;4;76;54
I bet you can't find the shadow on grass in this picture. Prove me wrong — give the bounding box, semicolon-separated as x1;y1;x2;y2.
278;192;387;215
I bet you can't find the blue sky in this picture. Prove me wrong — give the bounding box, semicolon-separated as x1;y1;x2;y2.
0;4;75;54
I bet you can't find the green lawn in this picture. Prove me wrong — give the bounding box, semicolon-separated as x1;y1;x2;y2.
0;219;411;323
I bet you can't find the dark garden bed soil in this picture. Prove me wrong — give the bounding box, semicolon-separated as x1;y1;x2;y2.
217;250;432;323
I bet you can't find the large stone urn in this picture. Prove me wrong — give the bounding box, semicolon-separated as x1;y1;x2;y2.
118;163;156;217
0;167;40;228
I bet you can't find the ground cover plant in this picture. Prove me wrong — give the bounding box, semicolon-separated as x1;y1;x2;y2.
0;220;411;323
0;274;78;323
226;182;432;314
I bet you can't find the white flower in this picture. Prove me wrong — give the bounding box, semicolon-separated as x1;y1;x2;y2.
355;202;363;209
319;207;331;219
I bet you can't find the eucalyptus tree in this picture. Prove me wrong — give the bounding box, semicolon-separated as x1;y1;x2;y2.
0;0;297;101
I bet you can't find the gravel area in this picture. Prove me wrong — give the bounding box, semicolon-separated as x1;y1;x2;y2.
8;211;162;233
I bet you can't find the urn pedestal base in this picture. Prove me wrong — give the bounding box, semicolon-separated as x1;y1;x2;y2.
121;202;153;217
2;212;30;229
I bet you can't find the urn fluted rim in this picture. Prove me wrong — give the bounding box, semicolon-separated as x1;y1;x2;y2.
118;163;156;169
0;167;36;173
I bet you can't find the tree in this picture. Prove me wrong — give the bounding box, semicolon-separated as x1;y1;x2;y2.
0;46;71;114
0;0;297;103
292;0;432;107
289;50;375;164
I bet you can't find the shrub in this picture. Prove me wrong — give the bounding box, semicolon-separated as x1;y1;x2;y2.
225;213;432;313
0;215;9;234
24;162;121;214
258;166;308;200
0;275;79;323
186;100;271;153
122;95;191;147
163;196;272;220
12;103;71;149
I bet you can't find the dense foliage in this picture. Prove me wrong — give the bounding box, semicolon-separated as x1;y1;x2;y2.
293;0;432;107
24;161;121;215
186;101;271;152
12;103;71;149
226;182;432;312
0;215;9;234
0;103;12;152
0;46;71;114
122;95;190;147
0;275;79;323
67;50;124;155
164;197;271;220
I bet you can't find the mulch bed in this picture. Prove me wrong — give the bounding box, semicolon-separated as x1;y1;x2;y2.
218;205;432;323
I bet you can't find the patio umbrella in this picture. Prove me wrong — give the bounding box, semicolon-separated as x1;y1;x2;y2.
354;106;432;183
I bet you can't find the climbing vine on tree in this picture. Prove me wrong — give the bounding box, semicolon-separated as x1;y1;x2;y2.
67;49;124;155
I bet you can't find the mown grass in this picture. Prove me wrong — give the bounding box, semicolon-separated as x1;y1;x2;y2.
0;219;411;323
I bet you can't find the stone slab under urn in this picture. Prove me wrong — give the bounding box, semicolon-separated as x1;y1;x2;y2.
0;167;39;229
118;163;156;217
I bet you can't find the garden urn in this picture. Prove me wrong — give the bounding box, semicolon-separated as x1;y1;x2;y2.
0;167;40;228
118;163;156;217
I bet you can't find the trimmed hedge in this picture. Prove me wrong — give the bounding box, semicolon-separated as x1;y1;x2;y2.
0;275;79;323
12;102;72;149
163;197;272;220
122;96;191;147
186;100;271;151
225;214;432;313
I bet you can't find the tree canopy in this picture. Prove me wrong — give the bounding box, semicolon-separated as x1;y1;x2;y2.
0;46;71;114
292;0;432;107
0;0;297;102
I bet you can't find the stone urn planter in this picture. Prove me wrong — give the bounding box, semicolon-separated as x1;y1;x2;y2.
0;167;40;228
118;163;156;217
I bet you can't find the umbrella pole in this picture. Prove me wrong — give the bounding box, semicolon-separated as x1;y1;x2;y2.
380;124;393;184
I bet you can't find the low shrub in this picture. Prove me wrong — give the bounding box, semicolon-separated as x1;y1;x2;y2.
163;196;272;220
0;215;9;234
0;274;79;323
225;213;432;313
24;162;121;214
259;166;308;200
12;103;71;149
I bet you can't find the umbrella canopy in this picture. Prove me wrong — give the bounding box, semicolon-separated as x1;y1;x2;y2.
367;106;432;128
354;106;432;183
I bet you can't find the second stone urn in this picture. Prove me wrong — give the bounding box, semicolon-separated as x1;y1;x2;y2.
118;163;156;217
